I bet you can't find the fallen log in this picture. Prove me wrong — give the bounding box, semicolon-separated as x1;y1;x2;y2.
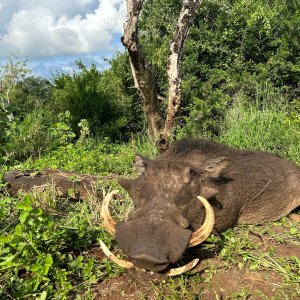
2;168;116;201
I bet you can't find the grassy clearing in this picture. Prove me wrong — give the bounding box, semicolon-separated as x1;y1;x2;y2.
0;137;156;299
1;100;300;299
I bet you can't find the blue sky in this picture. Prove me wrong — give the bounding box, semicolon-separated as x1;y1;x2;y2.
0;0;127;78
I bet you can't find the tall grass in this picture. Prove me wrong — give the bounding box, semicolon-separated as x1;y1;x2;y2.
217;98;300;164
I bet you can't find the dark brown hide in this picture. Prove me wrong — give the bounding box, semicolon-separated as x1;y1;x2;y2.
116;139;300;272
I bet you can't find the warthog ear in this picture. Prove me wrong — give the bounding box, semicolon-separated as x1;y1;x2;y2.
134;154;150;173
118;178;134;192
203;157;230;178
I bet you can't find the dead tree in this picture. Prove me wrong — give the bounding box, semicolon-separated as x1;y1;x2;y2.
121;0;202;150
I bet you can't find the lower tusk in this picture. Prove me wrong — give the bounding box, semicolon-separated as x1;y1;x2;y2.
100;190;118;235
188;196;215;247
99;239;134;269
99;239;199;276
164;258;199;276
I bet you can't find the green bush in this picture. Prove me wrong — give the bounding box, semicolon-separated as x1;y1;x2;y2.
10;76;52;117
3;111;51;161
51;61;138;140
1;110;77;164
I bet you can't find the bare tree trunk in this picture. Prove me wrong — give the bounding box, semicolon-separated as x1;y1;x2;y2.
122;0;202;149
121;0;163;139
160;0;203;149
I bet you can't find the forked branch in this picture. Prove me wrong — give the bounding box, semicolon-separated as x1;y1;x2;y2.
160;0;203;149
122;0;202;149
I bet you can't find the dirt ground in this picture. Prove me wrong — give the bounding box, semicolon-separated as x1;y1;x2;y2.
91;221;300;300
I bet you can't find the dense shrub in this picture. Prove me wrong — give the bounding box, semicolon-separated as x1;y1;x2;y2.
50;61;139;140
10;76;52;117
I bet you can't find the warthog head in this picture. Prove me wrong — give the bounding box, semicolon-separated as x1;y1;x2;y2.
100;155;229;274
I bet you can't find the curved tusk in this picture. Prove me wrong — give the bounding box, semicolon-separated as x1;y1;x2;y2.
99;239;134;269
188;196;215;248
100;239;199;276
100;190;118;235
164;258;199;276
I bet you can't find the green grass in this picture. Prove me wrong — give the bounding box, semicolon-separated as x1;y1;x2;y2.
0;137;157;299
217;99;300;164
1;99;300;299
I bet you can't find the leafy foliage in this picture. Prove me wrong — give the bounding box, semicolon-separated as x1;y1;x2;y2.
10;76;52;117
51;61;135;140
0;110;78;163
179;0;300;136
0;193;121;299
135;0;300;137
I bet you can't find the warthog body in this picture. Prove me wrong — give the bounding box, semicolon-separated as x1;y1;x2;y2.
116;139;300;272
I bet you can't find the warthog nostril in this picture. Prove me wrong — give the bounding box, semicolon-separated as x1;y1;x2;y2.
128;245;170;272
130;252;169;265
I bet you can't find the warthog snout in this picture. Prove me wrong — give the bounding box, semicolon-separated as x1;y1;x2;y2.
128;243;170;272
115;218;192;272
100;190;214;275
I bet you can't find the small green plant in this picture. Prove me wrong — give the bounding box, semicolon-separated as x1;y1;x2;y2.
0;194;114;299
49;111;76;146
77;119;91;144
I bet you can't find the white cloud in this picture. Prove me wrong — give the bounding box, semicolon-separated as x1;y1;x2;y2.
0;0;126;58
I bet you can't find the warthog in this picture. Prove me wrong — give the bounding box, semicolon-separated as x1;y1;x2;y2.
100;139;300;274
